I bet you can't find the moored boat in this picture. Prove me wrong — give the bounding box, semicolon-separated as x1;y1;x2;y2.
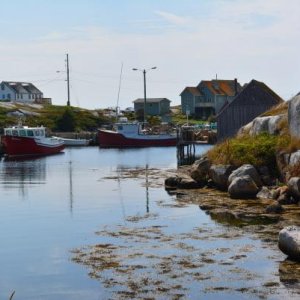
52;136;90;146
98;122;177;148
1;125;65;157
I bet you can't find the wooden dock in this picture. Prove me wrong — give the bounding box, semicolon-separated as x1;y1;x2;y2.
176;126;216;164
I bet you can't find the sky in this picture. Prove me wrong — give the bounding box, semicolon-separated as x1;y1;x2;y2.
0;0;299;109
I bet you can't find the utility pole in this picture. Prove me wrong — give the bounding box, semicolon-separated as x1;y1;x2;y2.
132;66;157;125
143;69;147;124
66;53;70;106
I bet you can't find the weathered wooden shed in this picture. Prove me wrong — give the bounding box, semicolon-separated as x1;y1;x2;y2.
216;79;283;141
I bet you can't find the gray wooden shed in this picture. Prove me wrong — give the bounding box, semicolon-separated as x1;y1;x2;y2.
216;79;283;141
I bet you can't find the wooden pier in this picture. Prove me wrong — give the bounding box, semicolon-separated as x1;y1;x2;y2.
176;125;216;165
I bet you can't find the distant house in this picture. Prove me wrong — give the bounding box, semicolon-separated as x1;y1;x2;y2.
216;79;283;141
0;81;51;104
133;98;171;116
180;79;242;119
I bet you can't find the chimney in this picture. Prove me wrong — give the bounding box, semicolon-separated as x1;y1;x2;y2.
234;78;238;96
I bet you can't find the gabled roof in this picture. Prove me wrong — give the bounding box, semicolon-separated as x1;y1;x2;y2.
2;81;42;94
133;98;171;103
199;80;242;96
180;87;202;96
217;79;283;117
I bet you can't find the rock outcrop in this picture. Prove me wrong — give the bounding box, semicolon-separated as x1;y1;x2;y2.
278;226;300;261
208;165;235;191
238;114;286;137
248;115;284;136
165;174;200;190
288;94;300;138
190;156;211;184
287;177;300;200
228;164;262;188
228;175;259;199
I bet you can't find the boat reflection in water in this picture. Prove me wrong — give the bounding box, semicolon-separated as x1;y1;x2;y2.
0;155;47;195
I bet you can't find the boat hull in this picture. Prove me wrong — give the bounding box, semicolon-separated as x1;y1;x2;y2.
98;129;177;148
1;136;65;157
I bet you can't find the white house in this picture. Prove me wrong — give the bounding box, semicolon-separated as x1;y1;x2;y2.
0;81;45;103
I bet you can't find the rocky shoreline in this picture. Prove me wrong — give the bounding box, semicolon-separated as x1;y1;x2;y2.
165;157;300;260
165;94;300;263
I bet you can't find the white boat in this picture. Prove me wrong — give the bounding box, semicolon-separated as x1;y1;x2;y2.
52;136;90;146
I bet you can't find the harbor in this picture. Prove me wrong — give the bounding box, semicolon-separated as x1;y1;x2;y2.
0;1;299;299
0;146;298;300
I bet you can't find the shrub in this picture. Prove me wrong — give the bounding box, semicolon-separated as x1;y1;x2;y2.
207;133;290;175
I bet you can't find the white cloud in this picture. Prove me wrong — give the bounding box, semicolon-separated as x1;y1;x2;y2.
155;10;191;26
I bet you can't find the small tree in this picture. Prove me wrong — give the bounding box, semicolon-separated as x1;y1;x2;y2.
56;107;76;132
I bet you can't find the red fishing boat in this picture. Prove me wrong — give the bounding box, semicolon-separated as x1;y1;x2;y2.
98;122;177;148
1;125;65;157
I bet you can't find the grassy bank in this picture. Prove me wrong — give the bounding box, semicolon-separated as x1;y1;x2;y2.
207;133;293;175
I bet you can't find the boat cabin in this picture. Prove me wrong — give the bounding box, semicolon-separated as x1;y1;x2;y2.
4;126;46;138
115;123;141;135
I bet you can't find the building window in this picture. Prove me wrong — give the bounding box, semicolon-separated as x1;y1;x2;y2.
7;94;11;99
1;84;4;91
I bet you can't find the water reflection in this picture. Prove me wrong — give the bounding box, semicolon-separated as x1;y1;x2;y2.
279;259;300;287
0;157;46;195
68;161;73;213
115;164;150;213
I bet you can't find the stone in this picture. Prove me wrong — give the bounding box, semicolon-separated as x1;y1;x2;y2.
276;151;291;182
165;174;201;190
265;203;284;214
249;115;285;136
257;186;273;199
228;164;262;188
177;176;200;189
289;151;300;166
209;164;235;191
228;175;259;199
258;166;273;186
278;226;300;261
288;94;300;138
190;156;211;183
165;176;180;189
277;193;297;205
287;177;300;201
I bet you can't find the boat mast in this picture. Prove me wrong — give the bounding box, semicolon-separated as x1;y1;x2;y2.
116;62;123;121
66;53;70;106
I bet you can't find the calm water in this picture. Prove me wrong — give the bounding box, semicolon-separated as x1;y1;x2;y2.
0;146;298;299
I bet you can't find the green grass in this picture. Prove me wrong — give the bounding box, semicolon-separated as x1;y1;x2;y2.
0;104;111;132
207;133;291;175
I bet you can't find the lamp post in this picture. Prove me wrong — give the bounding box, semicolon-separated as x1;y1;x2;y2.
132;66;157;124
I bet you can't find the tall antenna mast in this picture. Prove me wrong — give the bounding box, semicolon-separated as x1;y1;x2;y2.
66;53;70;106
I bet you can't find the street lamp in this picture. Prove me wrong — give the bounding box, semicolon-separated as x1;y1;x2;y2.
132;66;157;124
